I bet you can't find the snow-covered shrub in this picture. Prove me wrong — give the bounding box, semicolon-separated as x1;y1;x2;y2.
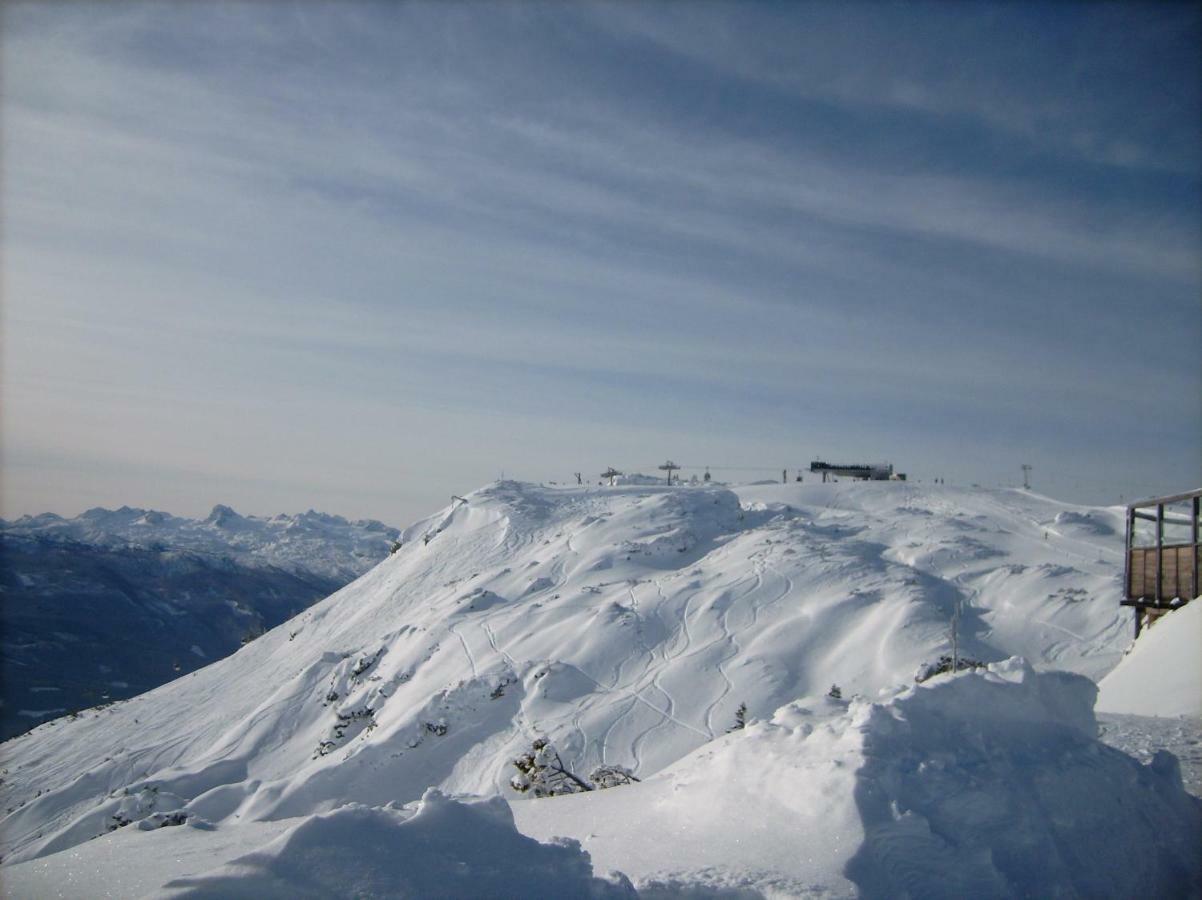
914;655;986;683
140;811;188;829
350;648;384;679
489;675;517;700
727;702;748;732
315;706;377;756
510;739;594;797
510;739;640;796
240;625;265;645
588;765;640;789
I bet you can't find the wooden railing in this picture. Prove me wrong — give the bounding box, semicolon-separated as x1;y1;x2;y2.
1123;489;1201;607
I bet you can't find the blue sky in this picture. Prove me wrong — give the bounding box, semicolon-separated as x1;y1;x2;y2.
2;1;1198;525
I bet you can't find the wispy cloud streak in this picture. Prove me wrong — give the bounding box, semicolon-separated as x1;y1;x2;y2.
2;1;1198;521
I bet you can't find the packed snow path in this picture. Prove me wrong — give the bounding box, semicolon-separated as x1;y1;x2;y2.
1;481;1133;868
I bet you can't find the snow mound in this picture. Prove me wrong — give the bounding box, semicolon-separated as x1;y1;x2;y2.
516;660;1202;897
1049;509;1115;536
159;789;632;898
1097;601;1202;717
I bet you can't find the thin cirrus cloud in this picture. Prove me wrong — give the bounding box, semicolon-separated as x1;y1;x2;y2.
2;1;1198;525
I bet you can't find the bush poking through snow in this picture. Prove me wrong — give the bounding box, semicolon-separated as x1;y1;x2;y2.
490;675;516;700
240;625;265;645
914;655;986;683
141;811;188;829
728;702;748;732
588;765;640;790
511;739;594;797
350;648;384;680
827;684;842;700
511;738;638;796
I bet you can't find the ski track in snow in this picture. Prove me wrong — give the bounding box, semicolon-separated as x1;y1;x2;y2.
571;654;712;744
701;571;759;738
449;623;479;679
479;621;514;670
1032;618;1088;643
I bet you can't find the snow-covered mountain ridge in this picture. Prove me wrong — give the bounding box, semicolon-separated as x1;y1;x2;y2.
2;504;399;582
0;506;400;739
1;479;1145;882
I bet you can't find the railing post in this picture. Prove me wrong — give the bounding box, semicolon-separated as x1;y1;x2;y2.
1193;495;1200;602
1125;506;1135;601
1155;503;1164;604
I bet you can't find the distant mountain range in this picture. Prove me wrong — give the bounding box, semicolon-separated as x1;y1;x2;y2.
0;505;400;739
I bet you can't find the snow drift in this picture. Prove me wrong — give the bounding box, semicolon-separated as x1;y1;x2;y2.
516;659;1201;897
1097;600;1202;718
158;789;633;898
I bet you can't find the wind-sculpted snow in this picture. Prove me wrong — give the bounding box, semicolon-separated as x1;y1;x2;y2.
160;790;634;898
1;480;1160;894
517;660;1200;897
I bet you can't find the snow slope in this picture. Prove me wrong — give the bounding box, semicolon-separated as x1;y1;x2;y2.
1097;601;1202;717
3;480;1179;895
5;664;1198;897
1;790;636;898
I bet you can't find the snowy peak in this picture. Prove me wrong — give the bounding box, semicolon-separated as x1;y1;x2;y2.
203;504;245;528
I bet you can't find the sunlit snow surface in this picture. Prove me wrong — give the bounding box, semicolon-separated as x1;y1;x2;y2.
1097;600;1202;718
2;481;1197;897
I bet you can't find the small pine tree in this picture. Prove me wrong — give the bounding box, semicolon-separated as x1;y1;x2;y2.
727;702;748;732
